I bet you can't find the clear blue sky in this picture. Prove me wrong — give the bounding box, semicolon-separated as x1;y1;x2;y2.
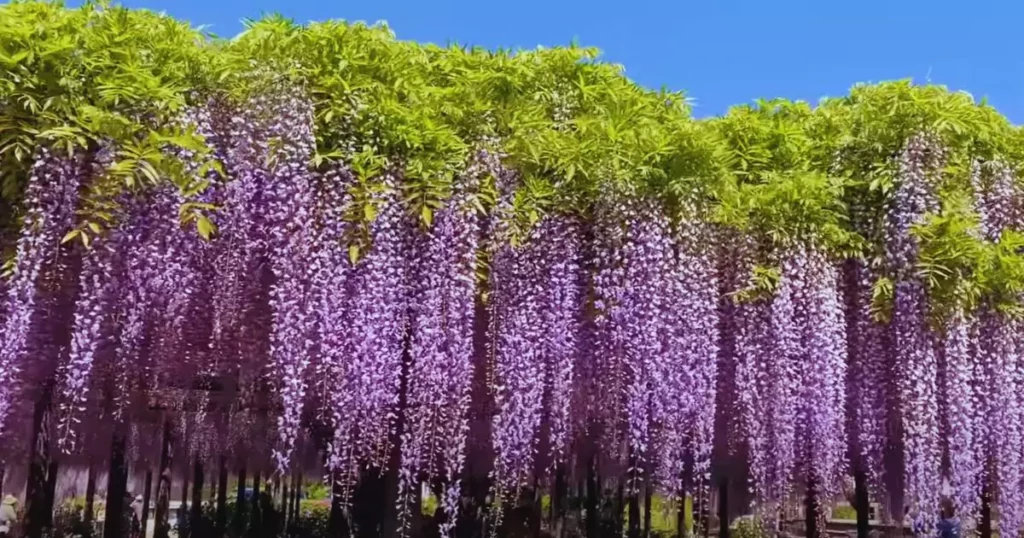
90;0;1023;123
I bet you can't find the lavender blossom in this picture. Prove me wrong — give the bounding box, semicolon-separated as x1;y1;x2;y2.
886;133;945;527
398;154;486;537
0;149;84;436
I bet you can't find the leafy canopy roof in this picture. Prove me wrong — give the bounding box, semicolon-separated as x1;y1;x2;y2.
2;0;1024;319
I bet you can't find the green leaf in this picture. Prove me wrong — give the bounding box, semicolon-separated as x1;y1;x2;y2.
363;203;378;222
196;215;215;240
61;229;81;244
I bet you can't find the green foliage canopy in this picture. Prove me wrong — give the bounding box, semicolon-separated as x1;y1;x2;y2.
2;1;1024;320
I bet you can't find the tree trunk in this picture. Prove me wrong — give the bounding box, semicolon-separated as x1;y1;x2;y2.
250;471;261;535
103;431;128;538
84;460;97;531
854;469;870;538
677;482;687;538
216;456;228;538
980;480;993;538
190;460;205;538
281;482;289;531
718;477;729;538
328;474;348;538
44;460;59;528
141;470;153;538
23;386;54;538
806;474;820;538
643;480;652;538
627;466;641;538
552;464;566;538
585;460;598;538
154;419;173;538
234;465;247;535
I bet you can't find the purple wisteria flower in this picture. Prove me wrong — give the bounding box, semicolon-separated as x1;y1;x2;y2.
653;211;719;501
325;172;411;488
0;148;84;438
795;248;847;503
397;150;494;537
939;310;982;518
843;260;891;503
886;132;945;528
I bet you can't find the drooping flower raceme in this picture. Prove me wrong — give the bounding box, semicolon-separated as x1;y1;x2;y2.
843;260;891;501
730;245;846;522
795;248;847;503
887;132;945;527
939;310;981;518
536;215;584;474
967;155;1024;531
977;313;1024;535
590;197;676;494
325;172;410;487
262;86;320;474
969;160;1015;242
653;213;719;500
398;155;486;537
489;207;586;525
488;219;549;505
57;233;119;452
0;148;84;437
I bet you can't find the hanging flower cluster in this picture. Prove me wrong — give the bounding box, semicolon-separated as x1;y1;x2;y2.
5;60;1024;538
844;259;891;500
887;133;945;526
0;149;84;436
397;149;499;537
653;213;720;500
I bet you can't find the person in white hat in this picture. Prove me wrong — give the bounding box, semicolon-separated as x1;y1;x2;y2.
0;495;18;537
130;493;144;537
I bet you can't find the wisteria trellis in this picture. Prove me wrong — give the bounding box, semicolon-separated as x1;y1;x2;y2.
2;14;1024;538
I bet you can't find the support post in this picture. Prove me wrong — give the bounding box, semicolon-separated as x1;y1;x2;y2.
190;460;205;538
233;464;247;535
154;419;173;538
141;470;153;538
215;455;228;538
552;465;566;538
643;480;652;538
627;474;641;538
84;460;97;531
980;480;993;538
677;481;687;538
103;431;128;538
328;472;350;538
585;461;598;538
718;478;729;538
282;481;290;530
23;387;54;538
292;471;303;529
854;469;870;538
806;474;820;538
250;471;261;534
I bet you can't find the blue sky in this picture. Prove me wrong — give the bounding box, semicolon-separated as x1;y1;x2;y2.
94;0;1022;123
